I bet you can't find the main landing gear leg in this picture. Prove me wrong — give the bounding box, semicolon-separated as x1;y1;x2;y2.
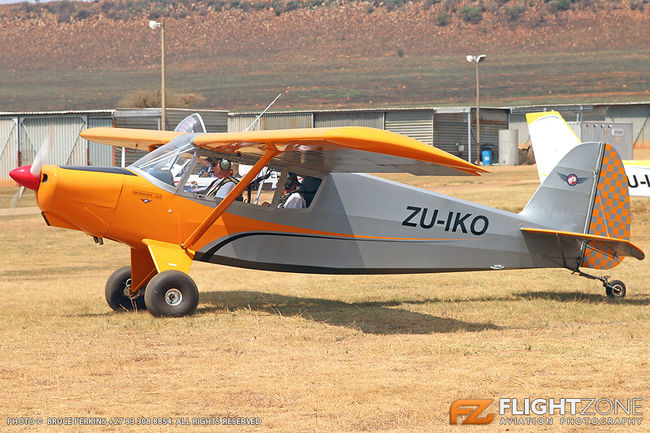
570;268;627;299
141;240;198;317
105;249;157;312
105;266;147;311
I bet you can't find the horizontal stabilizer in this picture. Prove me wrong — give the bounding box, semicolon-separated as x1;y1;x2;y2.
521;228;645;261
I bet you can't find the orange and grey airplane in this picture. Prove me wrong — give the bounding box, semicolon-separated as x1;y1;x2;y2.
10;117;644;316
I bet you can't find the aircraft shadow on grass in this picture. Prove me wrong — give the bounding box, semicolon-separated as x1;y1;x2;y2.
400;292;650;306
511;291;650;306
198;290;501;335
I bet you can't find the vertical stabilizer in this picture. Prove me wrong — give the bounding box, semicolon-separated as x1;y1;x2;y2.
521;142;633;270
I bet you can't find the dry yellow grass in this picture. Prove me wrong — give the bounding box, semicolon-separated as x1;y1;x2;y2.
1;164;648;432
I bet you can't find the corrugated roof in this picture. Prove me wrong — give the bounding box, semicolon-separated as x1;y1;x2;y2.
232;101;650;116
0;110;114;116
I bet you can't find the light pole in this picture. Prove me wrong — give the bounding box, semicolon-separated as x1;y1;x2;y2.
149;19;166;130
466;54;486;164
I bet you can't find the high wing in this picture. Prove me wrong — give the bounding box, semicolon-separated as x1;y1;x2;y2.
82;127;184;152
83;126;486;176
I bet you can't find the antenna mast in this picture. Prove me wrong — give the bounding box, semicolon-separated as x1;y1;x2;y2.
244;93;283;132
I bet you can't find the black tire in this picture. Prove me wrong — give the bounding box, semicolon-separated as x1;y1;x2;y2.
144;270;199;317
605;280;626;298
105;266;146;311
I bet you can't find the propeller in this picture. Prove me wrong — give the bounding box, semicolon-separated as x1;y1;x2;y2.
9;126;53;208
9;186;24;209
30;126;53;177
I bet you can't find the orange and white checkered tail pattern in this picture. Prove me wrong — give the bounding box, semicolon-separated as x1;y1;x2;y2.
581;143;631;269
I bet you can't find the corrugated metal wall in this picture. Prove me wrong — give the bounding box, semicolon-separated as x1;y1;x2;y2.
479;109;508;161
113;109;228;167
87;117;114;166
511;105;650;151
385;111;433;145
19;116;87;167
114;112;160;130
433;112;469;157
582;122;634;160
167;109;228;133
508;113;530;148
228;113;313;132
0;117;18;187
1;104;648;184
314;112;383;128
607;105;650;149
115;108;228;132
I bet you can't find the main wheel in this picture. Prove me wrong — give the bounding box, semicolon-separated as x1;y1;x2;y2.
144;270;199;317
105;266;146;311
605;280;626;298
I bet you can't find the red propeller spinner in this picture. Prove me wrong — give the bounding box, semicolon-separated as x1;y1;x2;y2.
10;165;41;191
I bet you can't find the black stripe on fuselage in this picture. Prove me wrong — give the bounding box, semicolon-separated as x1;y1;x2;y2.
198;231;451;259
194;231;459;275
196;254;475;275
59;166;136;176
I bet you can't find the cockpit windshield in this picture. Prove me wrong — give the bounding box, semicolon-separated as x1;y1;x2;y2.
129;135;196;187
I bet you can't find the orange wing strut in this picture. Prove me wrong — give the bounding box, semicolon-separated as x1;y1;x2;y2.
181;146;280;251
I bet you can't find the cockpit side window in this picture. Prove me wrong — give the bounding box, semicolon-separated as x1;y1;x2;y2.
129;135;196;188
276;173;322;209
133;141;324;209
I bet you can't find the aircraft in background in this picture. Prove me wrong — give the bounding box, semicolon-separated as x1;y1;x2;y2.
9;117;643;317
527;110;650;198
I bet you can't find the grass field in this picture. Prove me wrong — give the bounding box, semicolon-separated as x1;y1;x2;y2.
2;48;650;111
1;164;649;432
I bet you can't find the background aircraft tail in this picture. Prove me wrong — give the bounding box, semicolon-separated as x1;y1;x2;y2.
526;111;581;183
520;141;642;269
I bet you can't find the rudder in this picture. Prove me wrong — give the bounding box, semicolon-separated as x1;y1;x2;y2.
581;143;631;269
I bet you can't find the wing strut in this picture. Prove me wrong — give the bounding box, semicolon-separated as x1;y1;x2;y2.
181;146;280;251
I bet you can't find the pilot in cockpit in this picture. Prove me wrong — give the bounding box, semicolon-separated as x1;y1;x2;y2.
205;158;239;199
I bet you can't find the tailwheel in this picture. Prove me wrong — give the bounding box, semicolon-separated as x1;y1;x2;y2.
105;266;146;311
144;270;199;317
605;280;626;299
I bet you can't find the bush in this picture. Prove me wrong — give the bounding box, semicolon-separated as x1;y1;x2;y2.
459;4;483;23
504;4;526;21
119;89;206;109
101;1;115;14
548;0;570;12
211;0;226;11
423;0;440;9
443;0;457;12
630;0;644;11
436;9;450;25
74;9;92;20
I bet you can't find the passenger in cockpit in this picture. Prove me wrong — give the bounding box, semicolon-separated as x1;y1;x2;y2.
278;174;305;208
198;157;215;177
